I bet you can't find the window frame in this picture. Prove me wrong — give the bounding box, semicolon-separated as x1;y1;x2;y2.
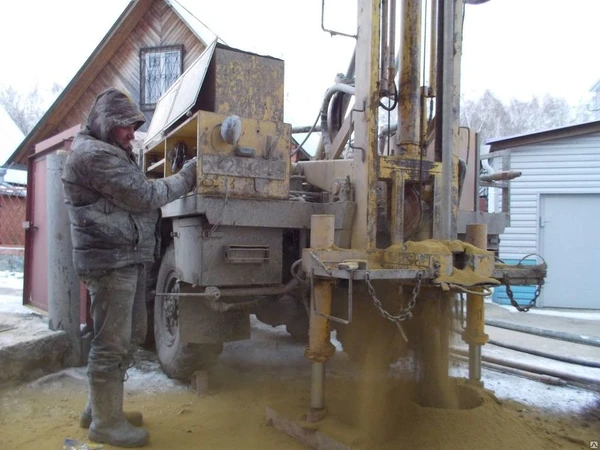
139;45;184;111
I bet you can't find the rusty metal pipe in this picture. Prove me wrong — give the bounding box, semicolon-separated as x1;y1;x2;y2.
452;348;600;388
429;0;437;94
487;339;600;369
395;0;422;156
210;280;301;312
479;170;522;182
220;280;299;297
155;280;299;299
156;279;301;314
292;125;323;134
381;0;389;89
451;353;567;387
486;320;600;348
388;0;397;94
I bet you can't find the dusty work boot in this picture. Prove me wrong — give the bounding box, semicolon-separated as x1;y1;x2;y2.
88;378;149;448
80;399;143;428
80;376;143;428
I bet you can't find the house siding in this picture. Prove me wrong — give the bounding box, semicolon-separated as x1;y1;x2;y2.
58;1;205;134
492;132;600;306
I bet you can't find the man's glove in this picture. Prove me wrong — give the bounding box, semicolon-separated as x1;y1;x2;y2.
182;156;197;171
179;156;197;191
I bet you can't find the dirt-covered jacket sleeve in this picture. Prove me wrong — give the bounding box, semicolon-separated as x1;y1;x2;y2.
86;145;196;213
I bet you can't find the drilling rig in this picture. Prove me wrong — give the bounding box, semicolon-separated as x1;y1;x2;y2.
142;0;546;444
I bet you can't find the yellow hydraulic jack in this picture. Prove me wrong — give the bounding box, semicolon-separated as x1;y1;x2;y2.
463;224;490;385
304;215;337;423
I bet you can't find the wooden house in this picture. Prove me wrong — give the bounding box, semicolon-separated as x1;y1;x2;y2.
3;0;215;312
0;107;27;259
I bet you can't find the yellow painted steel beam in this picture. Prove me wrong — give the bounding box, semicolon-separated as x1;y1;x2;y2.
351;0;381;250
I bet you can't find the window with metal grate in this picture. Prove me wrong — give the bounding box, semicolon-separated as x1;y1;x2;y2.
140;45;183;110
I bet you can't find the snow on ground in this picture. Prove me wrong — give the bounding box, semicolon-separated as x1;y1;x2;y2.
0;271;29;315
450;363;599;415
0;270;24;291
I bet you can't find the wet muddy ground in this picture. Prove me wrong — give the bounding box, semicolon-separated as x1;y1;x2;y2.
1;318;599;450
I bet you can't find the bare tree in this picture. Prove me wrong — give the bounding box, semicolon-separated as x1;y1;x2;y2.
461;90;511;142
0;85;61;135
460;90;592;144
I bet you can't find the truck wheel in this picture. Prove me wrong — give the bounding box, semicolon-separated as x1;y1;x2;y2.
140;261;159;350
154;244;223;379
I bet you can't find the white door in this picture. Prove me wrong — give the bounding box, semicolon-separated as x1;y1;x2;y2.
539;194;600;309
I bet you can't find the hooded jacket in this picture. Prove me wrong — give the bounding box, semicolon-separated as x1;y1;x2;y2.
62;88;196;275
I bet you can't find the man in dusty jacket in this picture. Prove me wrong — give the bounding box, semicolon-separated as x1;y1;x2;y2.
62;88;197;448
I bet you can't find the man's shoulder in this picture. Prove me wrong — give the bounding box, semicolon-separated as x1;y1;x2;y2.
73;134;114;152
71;134;125;161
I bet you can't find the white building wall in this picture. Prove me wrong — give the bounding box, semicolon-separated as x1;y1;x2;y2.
496;133;600;261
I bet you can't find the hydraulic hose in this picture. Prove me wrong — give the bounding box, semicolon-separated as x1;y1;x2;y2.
319;84;356;158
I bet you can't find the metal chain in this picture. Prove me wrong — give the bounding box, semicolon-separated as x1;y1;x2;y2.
364;271;423;323
504;274;544;312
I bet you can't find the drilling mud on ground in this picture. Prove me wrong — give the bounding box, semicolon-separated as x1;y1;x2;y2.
1;316;598;450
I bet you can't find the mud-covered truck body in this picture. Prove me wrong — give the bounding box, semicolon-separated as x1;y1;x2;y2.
143;43;355;377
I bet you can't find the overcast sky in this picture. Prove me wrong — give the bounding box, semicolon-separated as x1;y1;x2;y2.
1;0;599;132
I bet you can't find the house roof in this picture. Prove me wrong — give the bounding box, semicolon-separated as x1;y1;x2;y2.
167;0;217;45
0;182;27;197
291;136;311;160
0;106;25;167
487;120;600;152
4;0;217;169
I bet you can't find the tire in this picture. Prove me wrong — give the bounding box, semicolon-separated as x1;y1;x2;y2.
154;243;223;379
140;261;159;350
